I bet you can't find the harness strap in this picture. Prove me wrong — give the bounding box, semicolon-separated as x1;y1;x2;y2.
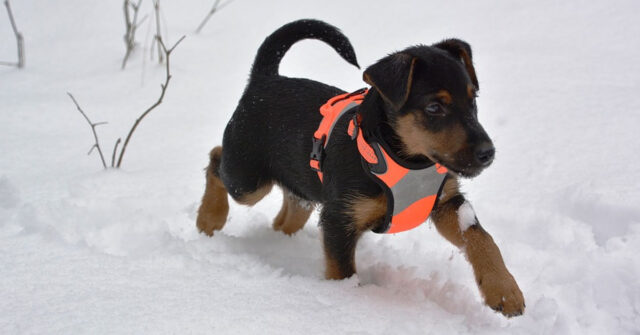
348;117;449;233
310;88;368;181
311;89;449;234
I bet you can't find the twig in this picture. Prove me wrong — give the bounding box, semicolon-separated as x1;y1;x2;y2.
67;93;108;169
122;0;133;68
122;0;143;70
2;0;24;68
153;0;163;64
116;35;185;168
140;9;154;85
195;0;234;34
111;138;122;167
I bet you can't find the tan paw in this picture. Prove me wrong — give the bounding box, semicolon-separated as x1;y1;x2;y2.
196;211;226;236
478;271;525;317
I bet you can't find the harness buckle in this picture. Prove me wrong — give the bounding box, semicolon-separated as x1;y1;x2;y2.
349;114;360;140
309;135;326;172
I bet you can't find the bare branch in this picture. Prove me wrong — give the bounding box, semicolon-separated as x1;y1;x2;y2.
153;0;163;64
122;0;133;69
134;14;149;29
2;0;25;68
68;93;108;169
122;0;144;70
111;138;121;168
116;35;185;168
88;144;97;155
162;35;186;54
195;0;234;34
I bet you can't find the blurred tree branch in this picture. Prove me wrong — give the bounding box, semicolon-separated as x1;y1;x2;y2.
153;0;163;64
195;0;234;34
122;0;147;69
1;0;25;68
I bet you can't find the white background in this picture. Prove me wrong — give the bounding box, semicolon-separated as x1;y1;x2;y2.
1;0;639;333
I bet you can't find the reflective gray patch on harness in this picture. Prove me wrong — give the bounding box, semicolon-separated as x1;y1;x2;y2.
380;165;447;216
365;140;449;234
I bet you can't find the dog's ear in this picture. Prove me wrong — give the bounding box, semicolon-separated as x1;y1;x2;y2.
363;53;417;110
433;39;479;89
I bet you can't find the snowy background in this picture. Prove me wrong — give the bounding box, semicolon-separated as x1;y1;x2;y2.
1;0;639;333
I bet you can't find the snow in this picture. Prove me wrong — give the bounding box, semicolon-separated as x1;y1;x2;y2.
1;0;640;334
457;201;476;232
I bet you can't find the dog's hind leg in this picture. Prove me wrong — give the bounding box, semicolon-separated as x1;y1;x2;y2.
273;190;313;235
197;146;229;236
197;144;277;236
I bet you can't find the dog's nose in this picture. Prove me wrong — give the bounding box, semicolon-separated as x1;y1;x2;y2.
474;142;495;166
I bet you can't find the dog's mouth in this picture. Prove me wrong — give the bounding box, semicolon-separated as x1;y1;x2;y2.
428;152;485;178
397;143;490;179
447;165;483;178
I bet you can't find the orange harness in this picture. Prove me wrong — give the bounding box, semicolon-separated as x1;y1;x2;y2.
310;89;448;234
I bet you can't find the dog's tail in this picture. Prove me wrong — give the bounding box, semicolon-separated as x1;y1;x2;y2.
250;19;359;78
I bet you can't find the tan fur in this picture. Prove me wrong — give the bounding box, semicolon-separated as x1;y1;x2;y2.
324;251;344;280
439;177;460;204
319;193;389;280
463;227;524;316
467;84;476;99
395;113;467;158
436;90;453;105
196;146;274;236
431;178;525;316
236;183;273;206
273;191;312;235
346;194;387;231
400;57;418;107
322;235;359;280
458;48;478;89
196;147;229;236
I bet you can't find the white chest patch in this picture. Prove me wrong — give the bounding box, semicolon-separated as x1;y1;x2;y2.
457;201;477;232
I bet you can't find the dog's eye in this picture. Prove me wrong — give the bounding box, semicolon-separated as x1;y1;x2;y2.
424;103;445;116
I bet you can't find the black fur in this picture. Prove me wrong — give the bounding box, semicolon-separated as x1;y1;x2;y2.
216;19;492;278
250;19;359;78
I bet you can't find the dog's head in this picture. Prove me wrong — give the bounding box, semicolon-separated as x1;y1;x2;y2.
363;39;493;178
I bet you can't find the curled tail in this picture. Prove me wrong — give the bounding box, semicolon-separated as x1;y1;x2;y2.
250;19;360;78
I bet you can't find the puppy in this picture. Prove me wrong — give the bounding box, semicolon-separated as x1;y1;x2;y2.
197;19;524;317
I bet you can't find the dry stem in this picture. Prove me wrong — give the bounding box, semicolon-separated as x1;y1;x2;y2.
67;93;108;169
195;0;234;34
111;138;122;168
153;0;163;64
2;0;24;68
122;0;145;70
115;35;185;168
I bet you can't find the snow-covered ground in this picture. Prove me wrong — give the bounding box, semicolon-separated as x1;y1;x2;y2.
1;0;639;333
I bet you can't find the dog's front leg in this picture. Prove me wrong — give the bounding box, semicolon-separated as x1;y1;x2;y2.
431;178;525;317
320;199;372;280
320;194;389;280
320;194;387;280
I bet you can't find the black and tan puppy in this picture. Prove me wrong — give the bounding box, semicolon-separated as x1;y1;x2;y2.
197;19;524;317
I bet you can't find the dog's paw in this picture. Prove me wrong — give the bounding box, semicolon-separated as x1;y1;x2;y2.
478;271;525;317
196;211;226;236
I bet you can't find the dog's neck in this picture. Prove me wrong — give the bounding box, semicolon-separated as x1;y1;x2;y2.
358;90;433;165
